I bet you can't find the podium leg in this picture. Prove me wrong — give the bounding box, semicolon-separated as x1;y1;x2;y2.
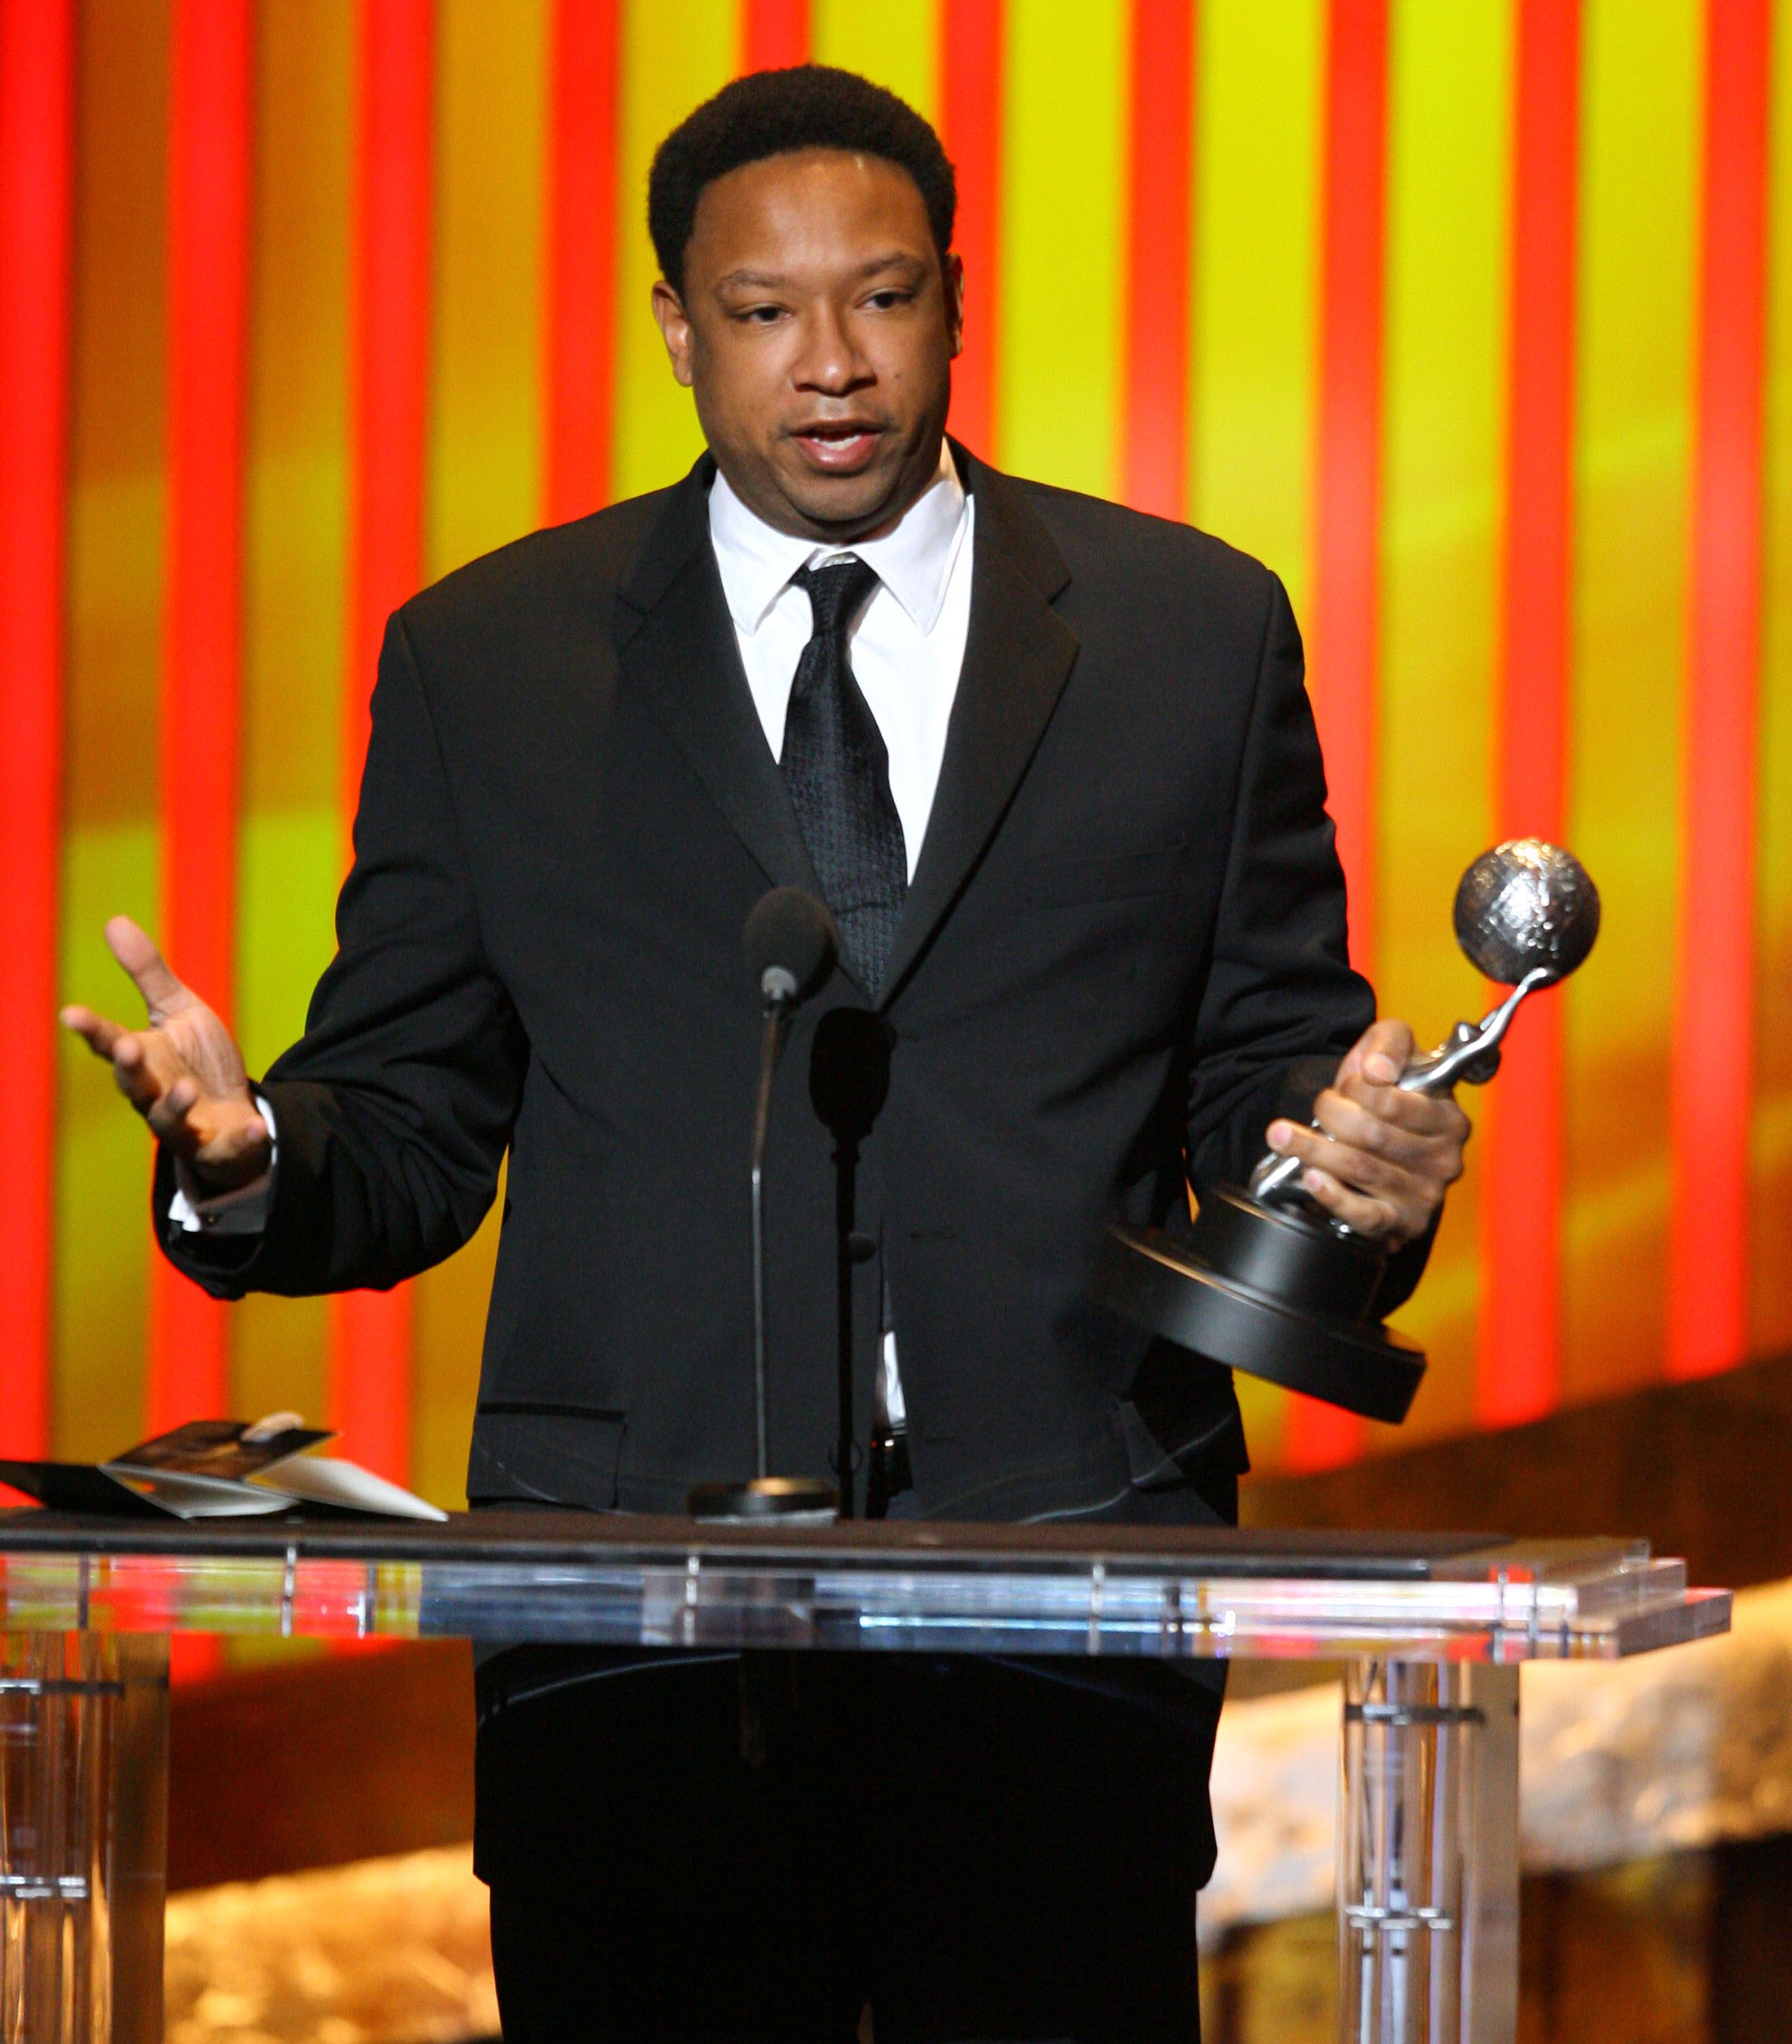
1338;1658;1518;2044
0;1633;169;2044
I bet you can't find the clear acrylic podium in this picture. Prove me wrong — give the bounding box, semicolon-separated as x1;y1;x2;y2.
0;1508;1729;2044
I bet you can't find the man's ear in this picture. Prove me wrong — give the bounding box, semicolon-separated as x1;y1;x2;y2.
944;252;965;360
651;279;696;388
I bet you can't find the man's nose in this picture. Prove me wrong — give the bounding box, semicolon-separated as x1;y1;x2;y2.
792;305;870;392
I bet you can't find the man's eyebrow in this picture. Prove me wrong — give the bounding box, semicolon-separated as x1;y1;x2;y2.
851;251;927;278
713;251;928;291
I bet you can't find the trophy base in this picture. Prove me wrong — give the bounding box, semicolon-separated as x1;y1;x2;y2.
688;1476;840;1524
1094;1186;1426;1424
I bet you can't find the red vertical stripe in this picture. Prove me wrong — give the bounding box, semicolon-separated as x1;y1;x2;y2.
1308;0;1387;974
941;0;1004;460
1666;0;1770;1380
1284;0;1389;1475
1122;0;1194;519
743;0;809;71
1480;0;1580;1427
150;0;254;1439
545;0;619;524
334;0;435;1481
0;0;74;1459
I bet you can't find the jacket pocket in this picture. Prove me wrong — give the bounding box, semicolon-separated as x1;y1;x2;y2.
468;1402;627;1510
1023;839;1190;910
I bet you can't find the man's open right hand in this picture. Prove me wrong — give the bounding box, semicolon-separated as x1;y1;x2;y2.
61;917;271;1195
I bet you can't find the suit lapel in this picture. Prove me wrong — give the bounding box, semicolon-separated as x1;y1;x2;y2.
880;448;1079;1004
615;457;824;898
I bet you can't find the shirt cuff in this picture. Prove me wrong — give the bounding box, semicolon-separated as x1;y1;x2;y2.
879;1330;906;1431
168;1094;277;1236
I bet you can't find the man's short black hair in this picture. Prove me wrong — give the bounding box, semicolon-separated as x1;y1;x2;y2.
649;66;957;296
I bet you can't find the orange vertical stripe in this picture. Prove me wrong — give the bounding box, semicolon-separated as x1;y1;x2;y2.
334;0;434;1481
0;0;73;1459
343;0;433;818
151;0;253;1439
545;0;620;523
1284;0;1389;1474
1121;0;1193;519
1666;0;1770;1380
1481;0;1579;1427
941;0;1002;460
744;0;809;71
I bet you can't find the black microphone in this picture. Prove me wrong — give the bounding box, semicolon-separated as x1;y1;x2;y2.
690;888;841;1523
745;886;837;1013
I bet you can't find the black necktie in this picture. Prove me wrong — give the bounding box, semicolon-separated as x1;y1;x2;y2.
780;557;908;997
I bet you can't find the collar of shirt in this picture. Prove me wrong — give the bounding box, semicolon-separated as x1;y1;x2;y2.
707;439;969;641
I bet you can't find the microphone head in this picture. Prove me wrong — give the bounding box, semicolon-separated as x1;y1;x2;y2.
743;888;839;1008
1452;839;1601;987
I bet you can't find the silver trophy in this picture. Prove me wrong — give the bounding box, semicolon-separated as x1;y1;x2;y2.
1094;841;1601;1421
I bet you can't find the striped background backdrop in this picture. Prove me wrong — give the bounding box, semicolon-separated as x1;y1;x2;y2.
3;0;1790;1513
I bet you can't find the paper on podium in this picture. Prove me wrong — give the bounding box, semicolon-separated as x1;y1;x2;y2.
249;1454;446;1521
0;1417;447;1522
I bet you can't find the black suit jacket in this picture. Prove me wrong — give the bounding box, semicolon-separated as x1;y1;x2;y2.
161;446;1414;1522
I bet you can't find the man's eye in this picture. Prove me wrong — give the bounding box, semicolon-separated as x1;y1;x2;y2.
865;290;911;311
737;305;787;324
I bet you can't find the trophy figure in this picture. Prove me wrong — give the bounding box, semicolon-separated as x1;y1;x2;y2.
1093;840;1601;1421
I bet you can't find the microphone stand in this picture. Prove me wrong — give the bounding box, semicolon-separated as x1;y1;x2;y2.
690;960;838;1523
749;982;792;1480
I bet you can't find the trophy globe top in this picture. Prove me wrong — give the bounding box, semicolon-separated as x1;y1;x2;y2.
1452;839;1600;987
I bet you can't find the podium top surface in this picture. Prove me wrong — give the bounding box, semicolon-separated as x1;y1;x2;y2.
0;1507;1506;1570
0;1508;1731;1664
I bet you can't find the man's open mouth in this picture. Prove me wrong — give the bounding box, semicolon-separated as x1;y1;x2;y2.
789;421;886;471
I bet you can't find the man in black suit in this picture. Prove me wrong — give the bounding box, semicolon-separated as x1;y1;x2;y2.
69;66;1467;2044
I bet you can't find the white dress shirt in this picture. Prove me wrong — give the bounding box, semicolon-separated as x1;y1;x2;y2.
708;438;973;879
176;444;978;1433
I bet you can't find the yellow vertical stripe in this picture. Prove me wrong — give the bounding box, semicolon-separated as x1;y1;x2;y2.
233;0;354;1434
1190;0;1325;1468
55;0;173;1461
1753;0;1792;1348
813;0;937;120
238;0;350;1077
427;0;549;576
611;0;737;503
1190;0;1325;617
1564;0;1701;1400
1374;0;1511;1436
996;0;1129;495
411;0;551;1505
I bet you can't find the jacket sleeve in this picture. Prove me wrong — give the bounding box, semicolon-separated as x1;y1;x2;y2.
1182;572;1371;1188
1179;572;1433;1318
155;612;527;1299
